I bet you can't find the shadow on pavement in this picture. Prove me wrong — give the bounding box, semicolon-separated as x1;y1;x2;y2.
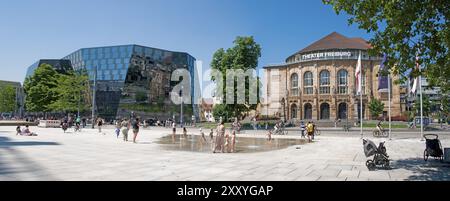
0;135;59;180
392;158;450;181
0;136;60;147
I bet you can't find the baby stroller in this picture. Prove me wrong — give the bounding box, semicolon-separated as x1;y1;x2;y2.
423;134;444;162
363;139;390;170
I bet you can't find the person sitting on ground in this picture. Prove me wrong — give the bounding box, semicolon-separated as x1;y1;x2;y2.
16;126;21;135
21;125;37;136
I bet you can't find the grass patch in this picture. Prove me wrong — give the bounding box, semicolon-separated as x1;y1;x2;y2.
362;123;408;129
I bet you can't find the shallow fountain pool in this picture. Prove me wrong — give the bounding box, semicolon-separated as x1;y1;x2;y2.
156;134;307;153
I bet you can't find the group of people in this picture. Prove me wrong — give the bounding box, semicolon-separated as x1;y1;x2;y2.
300;121;316;142
171;121;237;153
114;118;141;143
61;115;86;133
212;121;237;153
16;125;38;136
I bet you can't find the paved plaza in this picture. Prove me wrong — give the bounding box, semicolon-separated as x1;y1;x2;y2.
0;126;449;181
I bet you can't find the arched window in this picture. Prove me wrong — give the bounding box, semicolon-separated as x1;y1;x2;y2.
304;103;312;119
291;104;298;119
291;73;299;96
338;70;348;94
320;103;330;120
338;103;348;120
319;70;330;94
303;71;313;95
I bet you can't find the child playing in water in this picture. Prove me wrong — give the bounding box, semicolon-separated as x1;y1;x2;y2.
183;127;188;137
209;129;214;141
230;130;236;153
200;128;207;143
267;130;273;141
224;131;230;153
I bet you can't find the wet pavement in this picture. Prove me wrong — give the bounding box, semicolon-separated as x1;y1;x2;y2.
156;134;307;153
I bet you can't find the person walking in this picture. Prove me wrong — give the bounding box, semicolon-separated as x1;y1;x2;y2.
97;117;103;134
312;121;316;140
115;120;121;138
121;119;130;142
172;121;177;135
183;127;188;137
300;121;306;138
75;116;81;132
82;117;87;128
131;118;140;143
306;121;314;142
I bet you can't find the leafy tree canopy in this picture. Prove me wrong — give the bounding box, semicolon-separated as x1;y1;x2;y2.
23;64;59;113
0;85;16;113
368;98;385;118
324;0;449;93
211;36;262;119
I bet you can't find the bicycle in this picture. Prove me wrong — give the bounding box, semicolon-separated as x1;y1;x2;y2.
273;126;288;135
372;129;388;138
314;128;321;136
343;125;351;132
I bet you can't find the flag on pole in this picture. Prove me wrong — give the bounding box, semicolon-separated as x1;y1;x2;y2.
355;51;362;94
411;54;420;94
378;54;389;91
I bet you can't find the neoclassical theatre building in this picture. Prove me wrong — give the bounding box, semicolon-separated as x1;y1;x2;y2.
262;32;402;122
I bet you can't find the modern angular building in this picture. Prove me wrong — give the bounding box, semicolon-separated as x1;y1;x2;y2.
25;59;73;78
26;45;200;121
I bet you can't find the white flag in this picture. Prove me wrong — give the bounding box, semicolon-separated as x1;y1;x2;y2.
355;51;362;94
411;55;420;94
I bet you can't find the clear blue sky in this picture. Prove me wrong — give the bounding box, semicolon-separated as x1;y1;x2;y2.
0;0;372;84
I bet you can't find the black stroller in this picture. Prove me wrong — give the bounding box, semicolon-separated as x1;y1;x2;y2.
423;134;444;162
363;139;390;170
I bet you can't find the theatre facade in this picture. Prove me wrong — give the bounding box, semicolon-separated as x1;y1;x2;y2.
262;32;402;122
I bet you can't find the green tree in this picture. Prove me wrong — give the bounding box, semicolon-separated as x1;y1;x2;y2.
323;0;450;93
413;95;431;117
211;36;262;120
49;70;91;113
23;64;59;114
212;104;231;122
368;98;385;119
135;91;147;102
0;85;16;113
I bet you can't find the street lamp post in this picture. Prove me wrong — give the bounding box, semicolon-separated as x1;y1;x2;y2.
91;66;97;129
180;85;184;128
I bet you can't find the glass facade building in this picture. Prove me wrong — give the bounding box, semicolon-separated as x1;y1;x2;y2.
25;59;73;78
26;45;200;121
